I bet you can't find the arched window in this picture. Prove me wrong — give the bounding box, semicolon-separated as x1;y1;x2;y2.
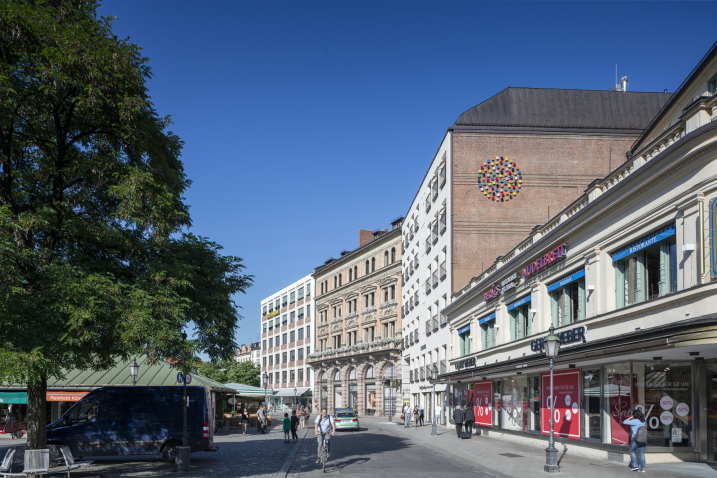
321;371;327;381
354;266;358;279
325;280;328;292
334;370;341;381
371;257;375;272
366;366;374;378
349;269;352;281
339;274;342;286
349;368;357;380
320;283;323;294
391;247;396;263
334;276;337;288
384;251;389;266
365;260;369;274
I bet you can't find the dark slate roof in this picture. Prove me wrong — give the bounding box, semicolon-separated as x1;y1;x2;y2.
453;88;673;131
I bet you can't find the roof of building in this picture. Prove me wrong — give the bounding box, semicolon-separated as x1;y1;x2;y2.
1;355;234;393
452;88;673;132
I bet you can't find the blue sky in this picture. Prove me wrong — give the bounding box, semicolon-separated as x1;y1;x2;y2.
98;1;717;356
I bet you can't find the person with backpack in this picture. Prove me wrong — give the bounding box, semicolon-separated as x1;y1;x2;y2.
314;408;336;464
624;409;648;472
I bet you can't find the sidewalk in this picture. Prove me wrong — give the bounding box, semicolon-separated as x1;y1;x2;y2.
372;419;717;478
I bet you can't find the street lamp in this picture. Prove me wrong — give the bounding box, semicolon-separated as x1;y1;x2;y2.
294;386;297;410
430;364;438;436
543;325;561;473
263;372;269;408
129;357;139;386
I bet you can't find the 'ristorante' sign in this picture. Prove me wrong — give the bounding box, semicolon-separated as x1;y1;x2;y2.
522;243;567;279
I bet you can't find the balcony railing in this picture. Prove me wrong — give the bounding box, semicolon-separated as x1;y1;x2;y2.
439;167;446;188
425;196;431;213
432;315;438;332
432;223;438;244
432;271;438;288
362;306;375;315
440;213;446;235
425;321;431;336
440;261;446;281
440;313;447;327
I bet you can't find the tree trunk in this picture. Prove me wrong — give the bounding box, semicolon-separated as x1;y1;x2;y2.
26;376;47;450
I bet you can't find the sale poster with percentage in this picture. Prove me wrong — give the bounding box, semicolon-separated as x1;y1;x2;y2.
541;369;581;440
473;381;493;427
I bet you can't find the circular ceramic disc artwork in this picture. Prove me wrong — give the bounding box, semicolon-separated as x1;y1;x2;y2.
479;156;522;202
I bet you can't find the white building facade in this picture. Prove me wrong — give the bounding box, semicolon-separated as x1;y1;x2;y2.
260;274;315;409
234;342;261;367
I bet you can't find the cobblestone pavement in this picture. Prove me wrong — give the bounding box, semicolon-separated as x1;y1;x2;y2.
0;414;308;478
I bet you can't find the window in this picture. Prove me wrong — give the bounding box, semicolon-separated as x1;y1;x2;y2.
384;251;389;266
275;353;279;364
275;299;280;310
298;287;304;299
263;357;267;367
306;346;310;355
298;368;304;381
282;295;287;307
290;291;295;303
354;266;357;280
306;305;310;317
290;370;295;382
321;282;324;294
275;371;280;383
615;226;677;308
480;316;496;350
365;260;369;274
508;297;532;341
290;311;295;322
282;333;287;344
306;283;311;296
298;307;304;320
335;370;341;381
458;325;471;357
339;274;342;286
282;314;288;326
290;331;295;342
371;257;375;272
307;368;311;381
263;323;267;334
334;276;337;288
549;271;585;326
298;328;304;340
263;339;267;349
349;268;353;281
290;350;295;362
263;306;267;315
282;352;287;363
282;371;287;383
709;73;717;95
269;338;273;348
391;247;396;263
390;285;395;300
306;326;310;338
269;355;274;366
298;348;304;360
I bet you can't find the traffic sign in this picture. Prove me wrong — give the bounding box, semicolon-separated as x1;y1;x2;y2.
177;372;184;384
185;373;192;385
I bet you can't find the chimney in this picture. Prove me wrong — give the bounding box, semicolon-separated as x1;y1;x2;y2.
359;229;374;247
621;76;628;92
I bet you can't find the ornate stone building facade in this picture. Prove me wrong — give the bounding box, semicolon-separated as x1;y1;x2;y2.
307;218;403;416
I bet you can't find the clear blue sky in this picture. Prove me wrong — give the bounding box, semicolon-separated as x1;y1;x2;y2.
98;1;717;356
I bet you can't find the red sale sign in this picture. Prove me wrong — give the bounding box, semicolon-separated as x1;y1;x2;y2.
541;369;581;440
473;381;492;427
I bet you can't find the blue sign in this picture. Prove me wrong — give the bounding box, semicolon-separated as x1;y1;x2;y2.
478;312;496;325
507;295;531;311
547;269;585;292
612;224;676;262
177;372;184;384
458;325;471;334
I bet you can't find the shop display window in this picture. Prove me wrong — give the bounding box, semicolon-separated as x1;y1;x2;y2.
492;381;502;428
501;376;528;432
528;376;540;432
603;363;633;446
582;368;601;441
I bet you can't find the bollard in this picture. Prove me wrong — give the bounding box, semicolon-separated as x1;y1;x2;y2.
176;446;191;471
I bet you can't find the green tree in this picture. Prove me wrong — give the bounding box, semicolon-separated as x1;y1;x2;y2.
0;0;252;449
227;361;261;387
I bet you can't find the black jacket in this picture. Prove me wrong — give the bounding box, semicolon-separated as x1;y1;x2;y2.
453;408;465;423
465;408;475;422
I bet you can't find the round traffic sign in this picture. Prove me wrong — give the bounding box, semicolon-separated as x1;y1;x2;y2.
185;373;192;385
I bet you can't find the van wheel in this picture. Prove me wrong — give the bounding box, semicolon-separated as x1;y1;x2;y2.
162;442;180;463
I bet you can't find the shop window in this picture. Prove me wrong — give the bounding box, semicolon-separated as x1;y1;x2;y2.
549;270;585;327
480;315;496;350
501;376;528;432
582;368;601;441
458;325;471;357
614;226;677;308
528;376;540;432
509;297;531;341
604;363;633;446
492;381;502;428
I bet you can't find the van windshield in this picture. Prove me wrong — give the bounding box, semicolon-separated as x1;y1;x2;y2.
68;401;98;424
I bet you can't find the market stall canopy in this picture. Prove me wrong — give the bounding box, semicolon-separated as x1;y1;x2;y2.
0;392;28;404
1;356;235;394
274;387;311;397
224;382;272;398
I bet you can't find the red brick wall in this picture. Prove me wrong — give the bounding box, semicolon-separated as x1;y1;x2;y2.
451;132;637;292
359;229;374;247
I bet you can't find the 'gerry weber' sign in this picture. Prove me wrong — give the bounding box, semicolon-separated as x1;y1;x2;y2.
531;325;587;352
455;357;476;370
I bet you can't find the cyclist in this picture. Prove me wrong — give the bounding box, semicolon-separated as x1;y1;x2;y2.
314;407;336;464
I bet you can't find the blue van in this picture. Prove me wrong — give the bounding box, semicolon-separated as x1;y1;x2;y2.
46;386;217;462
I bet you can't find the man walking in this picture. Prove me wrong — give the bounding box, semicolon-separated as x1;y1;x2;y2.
403;402;411;428
453;405;465;438
314;408;336;463
464;404;475;436
258;405;267;434
434;402;442;427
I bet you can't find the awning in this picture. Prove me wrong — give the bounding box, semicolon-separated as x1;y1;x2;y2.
46;392;88;402
273;387;311;398
0;392;27;404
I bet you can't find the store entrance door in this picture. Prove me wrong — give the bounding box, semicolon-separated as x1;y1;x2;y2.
706;364;717;461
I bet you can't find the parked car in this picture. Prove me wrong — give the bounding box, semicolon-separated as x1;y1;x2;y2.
334;410;360;431
46;386;217;462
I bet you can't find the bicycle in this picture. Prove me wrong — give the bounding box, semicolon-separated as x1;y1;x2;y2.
319;432;329;473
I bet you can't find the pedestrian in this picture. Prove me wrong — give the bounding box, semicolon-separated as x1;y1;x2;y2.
258;405;267;434
453;405;465;438
464;404;475;436
241;407;249;435
283;412;291;443
413;405;420;428
402;402;411;428
314;407;336;464
419;407;425;426
291;410;300;442
434;403;442;427
624;410;648;472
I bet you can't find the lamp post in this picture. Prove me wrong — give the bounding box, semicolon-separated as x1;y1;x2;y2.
129;357;139;386
430;364;438;436
543;325;561;473
294;386;297;410
263;372;269;408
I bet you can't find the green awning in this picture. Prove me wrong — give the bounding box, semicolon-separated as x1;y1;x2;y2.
0;392;27;404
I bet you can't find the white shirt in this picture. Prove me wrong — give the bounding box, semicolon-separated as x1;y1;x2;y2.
315;414;333;433
403;405;411;414
435;405;442;416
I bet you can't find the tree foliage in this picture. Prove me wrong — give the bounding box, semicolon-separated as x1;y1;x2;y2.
0;0;252;448
198;359;261;387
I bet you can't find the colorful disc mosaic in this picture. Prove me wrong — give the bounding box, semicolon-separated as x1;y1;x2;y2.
478;156;522;202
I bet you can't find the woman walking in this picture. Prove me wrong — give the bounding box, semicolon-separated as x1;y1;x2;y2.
299;407;306;429
624;410;648;472
413;405;420;428
241;408;249;435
